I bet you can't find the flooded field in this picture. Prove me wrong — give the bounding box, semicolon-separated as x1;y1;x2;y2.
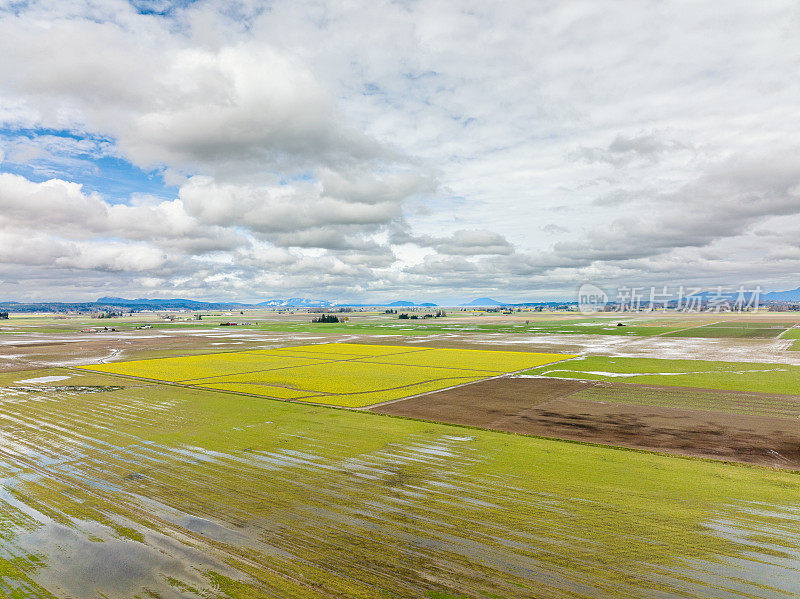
1;312;799;597
0;369;799;597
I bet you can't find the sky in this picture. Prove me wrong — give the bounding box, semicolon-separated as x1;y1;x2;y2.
1;0;799;304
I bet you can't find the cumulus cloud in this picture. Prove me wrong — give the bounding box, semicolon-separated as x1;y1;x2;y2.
0;173;242;251
0;16;396;177
552;150;800;264
435;230;515;256
128;45;394;173
541;223;570;235
390;226;514;256
179;176;405;234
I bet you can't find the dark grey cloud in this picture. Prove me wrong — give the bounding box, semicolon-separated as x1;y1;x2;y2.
571;133;689;166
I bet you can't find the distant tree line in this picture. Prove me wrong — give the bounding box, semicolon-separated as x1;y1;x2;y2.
311;314;340;323
399;310;446;320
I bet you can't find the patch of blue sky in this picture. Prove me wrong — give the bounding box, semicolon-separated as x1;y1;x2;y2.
0;127;177;204
131;0;259;29
362;82;382;95
128;0;199;16
0;2;28;17
279;171;315;185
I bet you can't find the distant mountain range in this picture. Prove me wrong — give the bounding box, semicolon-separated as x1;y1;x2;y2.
95;297;251;310
258;298;331;308
387;300;438;307
762;286;800;301
462;297;503;306
1;287;798;313
0;296;443;312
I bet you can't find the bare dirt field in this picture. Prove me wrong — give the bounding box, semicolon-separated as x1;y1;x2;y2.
371;377;800;469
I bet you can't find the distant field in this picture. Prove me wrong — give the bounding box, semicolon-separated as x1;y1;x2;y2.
80;343;574;407
4;313;800;341
665;321;797;338
569;382;800;419
522;355;800;395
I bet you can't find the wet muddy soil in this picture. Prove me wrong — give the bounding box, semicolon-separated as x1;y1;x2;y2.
372;377;800;469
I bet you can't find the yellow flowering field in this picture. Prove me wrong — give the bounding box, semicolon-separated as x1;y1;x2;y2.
355;346;569;372
80;352;327;382
80;343;574;407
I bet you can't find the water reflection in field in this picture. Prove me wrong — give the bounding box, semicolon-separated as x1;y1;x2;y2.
0;377;798;598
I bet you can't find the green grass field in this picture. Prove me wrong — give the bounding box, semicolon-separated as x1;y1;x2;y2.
79;343;575;407
4;312;800;341
781;327;800;339
665;321;797;338
0;369;798;598
522;355;800;394
568;383;800;418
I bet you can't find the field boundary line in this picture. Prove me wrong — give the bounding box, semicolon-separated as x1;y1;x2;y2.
365;410;800;473
205;373;485;398
654;320;725;337
81;345;433;384
176;354;378;383
240;345;429;358
68;352;576;410
66;364;516;408
74;345;578;408
37;368;800;474
511;373;800;408
176;351;502;384
777;323;800;339
352;358;501;375
66;366;336;404
358;354;579;410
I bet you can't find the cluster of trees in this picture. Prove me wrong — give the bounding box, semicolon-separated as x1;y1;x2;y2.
311;314;340;323
398;310;446;320
93;310;124;318
0;312;8;319
767;303;800;311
